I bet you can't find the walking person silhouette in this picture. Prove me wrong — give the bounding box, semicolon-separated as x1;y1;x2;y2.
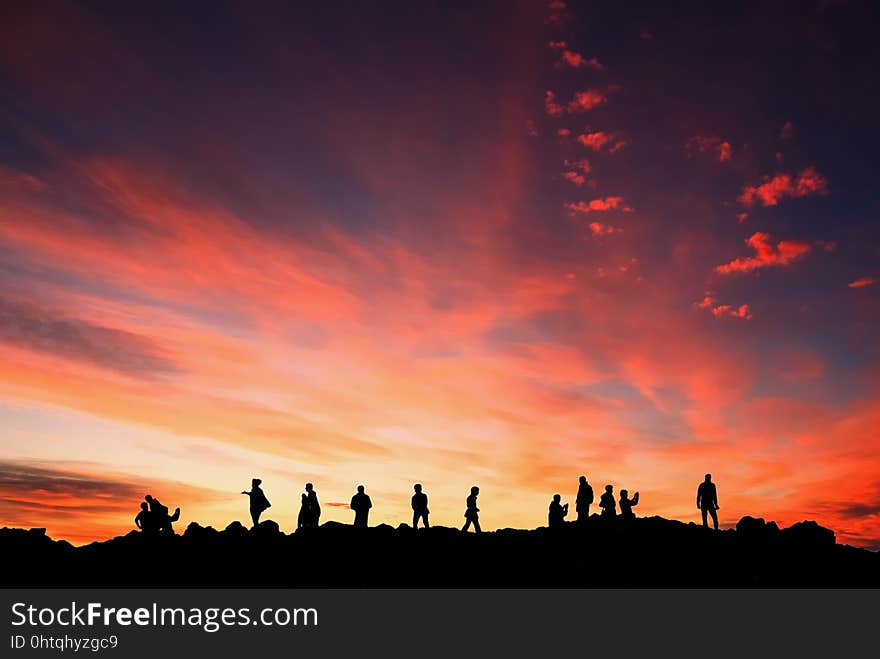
411;483;429;529
241;478;271;528
619;489;639;519
697;473;720;529
461;486;481;533
350;485;372;528
576;475;594;524
598;485;616;518
548;494;569;528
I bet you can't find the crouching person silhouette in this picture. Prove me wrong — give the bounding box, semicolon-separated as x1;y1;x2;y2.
242;478;271;528
461;486;481;533
144;494;180;534
619;489;639;519
548;494;569;529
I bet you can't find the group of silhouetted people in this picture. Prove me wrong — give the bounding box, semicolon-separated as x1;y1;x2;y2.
134;494;180;534
135;473;721;534
549;476;639;527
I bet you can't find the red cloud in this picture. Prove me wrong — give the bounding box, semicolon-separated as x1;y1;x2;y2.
577;131;628;153
711;304;752;320
781;121;794;139
588;222;621;236
715;232;812;275
557;128;571;137
549;40;567;50
565;197;632;214
557;50;603;70
848;277;876;289
544;90;564;117
686;135;732;162
696;293;752;319
564;158;591;174
738;167;828;207
562;159;591;187
566;89;608;113
563;171;585;186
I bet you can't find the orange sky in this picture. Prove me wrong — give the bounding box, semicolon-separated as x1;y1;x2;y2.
0;1;878;548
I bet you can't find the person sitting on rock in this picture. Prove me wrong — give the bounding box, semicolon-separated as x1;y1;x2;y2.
548;494;569;529
241;477;271;528
134;502;157;533
144;494;180;535
599;485;617;518
619;489;639;519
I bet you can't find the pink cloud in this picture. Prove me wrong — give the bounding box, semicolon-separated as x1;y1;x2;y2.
548;40;567;50
588;222;621;236
577;131;628;153
848;277;876;289
715;232;812;275
562;159;591;187
544;90;564;117
696;293;752;319
557;128;571;137
566;89;608;113
738;167;828;207
563;171;585;186
564;197;633;214
686;135;732;162
737;212;748;224
711;304;753;320
557;50;604;70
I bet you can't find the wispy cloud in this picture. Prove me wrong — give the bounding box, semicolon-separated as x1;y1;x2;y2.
738;167;828;207
848;277;876;289
685;135;732;162
715;232;812;274
564;197;632;214
0;295;180;377
577;130;628;153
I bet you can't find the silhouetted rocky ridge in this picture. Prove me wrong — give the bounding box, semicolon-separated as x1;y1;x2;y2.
3;515;877;587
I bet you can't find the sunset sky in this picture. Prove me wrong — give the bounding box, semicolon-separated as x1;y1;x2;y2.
1;1;878;548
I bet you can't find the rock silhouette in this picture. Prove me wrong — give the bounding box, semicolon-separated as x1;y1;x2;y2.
2;515;877;587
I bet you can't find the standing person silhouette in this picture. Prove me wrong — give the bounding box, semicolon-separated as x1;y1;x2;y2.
411;484;430;529
697;473;719;529
619;489;639;519
461;486;481;533
548;494;569;528
598;485;616;518
297;493;310;529
350;485;372;528
304;483;320;527
241;478;271;528
576;476;594;524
